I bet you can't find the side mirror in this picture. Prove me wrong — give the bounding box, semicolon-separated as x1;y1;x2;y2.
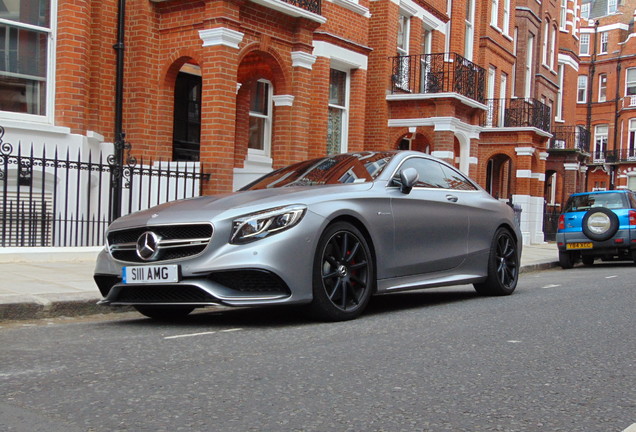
399;167;419;194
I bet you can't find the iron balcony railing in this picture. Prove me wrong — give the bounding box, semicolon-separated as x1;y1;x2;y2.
481;98;551;133
549;125;590;152
282;0;320;14
389;52;486;104
590;148;636;164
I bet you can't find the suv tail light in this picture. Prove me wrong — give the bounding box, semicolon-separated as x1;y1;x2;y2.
558;214;565;230
629;210;636;226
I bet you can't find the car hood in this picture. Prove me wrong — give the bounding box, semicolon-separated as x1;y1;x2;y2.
107;183;374;230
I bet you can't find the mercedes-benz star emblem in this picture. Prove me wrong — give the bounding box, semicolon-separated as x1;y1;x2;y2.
136;231;160;261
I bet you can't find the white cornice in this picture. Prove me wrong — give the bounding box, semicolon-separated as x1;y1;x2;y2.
272;95;295;106
199;28;244;49
291;51;317;69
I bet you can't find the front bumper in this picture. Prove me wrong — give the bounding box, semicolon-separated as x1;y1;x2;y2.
94;211;325;307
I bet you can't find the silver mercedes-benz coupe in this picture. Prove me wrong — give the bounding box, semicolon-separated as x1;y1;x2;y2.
94;151;522;321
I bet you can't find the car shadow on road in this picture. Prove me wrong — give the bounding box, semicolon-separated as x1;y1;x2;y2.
103;286;480;329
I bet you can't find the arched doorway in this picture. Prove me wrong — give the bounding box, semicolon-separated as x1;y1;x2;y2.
172;63;202;161
485;154;513;202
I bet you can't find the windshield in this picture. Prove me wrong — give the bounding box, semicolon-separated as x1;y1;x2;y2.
241;152;395;190
564;192;628;212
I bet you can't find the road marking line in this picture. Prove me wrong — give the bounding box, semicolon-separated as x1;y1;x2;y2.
164;328;243;340
164;331;217;340
622;423;636;432
606;275;618;279
542;284;561;289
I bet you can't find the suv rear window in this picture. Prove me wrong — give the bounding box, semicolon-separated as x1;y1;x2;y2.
563;192;628;212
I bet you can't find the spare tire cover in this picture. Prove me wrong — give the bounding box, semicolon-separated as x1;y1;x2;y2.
582;207;619;241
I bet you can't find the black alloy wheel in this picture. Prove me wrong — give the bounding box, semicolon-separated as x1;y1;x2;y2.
310;222;374;321
474;227;519;296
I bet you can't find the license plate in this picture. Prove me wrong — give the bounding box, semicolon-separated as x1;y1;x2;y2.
123;265;180;284
566;242;593;250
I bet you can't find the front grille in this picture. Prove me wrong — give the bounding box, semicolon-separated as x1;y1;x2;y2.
107;223;213;263
208;270;291;295
115;285;218;303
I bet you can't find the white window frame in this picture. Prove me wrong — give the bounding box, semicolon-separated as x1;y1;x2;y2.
556;64;564;121
248;79;273;158
608;0;617;14
502;0;510;35
491;0;499;28
499;72;507;126
397;13;410;56
629;119;636;158
581;3;590;19
580;33;590;55
626;68;636;96
327;67;350;155
598;74;607;102
549;25;556;69
560;0;567;30
0;1;56;124
464;0;475;60
594;124;608;159
512;27;517;97
542;20;549;66
600;32;608;54
577;75;588;103
525;33;534;98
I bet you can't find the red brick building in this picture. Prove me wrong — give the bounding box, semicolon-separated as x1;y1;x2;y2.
1;0;594;245
546;0;636;214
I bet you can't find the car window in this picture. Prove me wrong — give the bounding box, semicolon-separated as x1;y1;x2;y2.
564;192;628;212
394;157;450;189
439;165;478;191
241;152;394;190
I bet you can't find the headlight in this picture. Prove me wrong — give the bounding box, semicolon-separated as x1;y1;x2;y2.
231;205;307;244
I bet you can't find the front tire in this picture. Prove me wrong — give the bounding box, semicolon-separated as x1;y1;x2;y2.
134;305;194;320
474;227;519;296
309;222;374;321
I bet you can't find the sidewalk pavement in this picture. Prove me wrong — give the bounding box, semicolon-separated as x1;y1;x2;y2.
0;243;560;322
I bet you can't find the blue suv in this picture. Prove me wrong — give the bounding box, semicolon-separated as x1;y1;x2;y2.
557;190;636;269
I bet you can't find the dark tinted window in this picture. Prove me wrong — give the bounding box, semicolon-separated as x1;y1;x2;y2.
439;165;478;191
397;157;449;188
241;152;394;190
564;192;628;212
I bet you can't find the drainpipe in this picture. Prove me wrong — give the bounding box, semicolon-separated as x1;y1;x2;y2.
111;0;126;221
611;40;625;190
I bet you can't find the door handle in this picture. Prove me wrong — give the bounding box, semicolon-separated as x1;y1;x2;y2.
446;194;458;203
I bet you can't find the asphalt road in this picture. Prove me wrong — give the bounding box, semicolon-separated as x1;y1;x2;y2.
1;264;635;432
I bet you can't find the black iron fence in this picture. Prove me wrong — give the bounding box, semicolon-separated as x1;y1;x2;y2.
0;128;209;247
590;148;636;163
481;98;551;133
389;52;486;104
549;125;590;152
282;0;321;14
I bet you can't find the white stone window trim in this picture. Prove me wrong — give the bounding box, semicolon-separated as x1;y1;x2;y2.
0;0;58;125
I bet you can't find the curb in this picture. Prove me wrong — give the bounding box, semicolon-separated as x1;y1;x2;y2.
0;295;134;323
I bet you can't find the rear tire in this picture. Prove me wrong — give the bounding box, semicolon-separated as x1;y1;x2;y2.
473;227;519;296
558;251;576;269
134;305;194;320
581;255;594;266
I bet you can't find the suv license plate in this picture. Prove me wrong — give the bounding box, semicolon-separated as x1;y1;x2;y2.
123;265;180;284
566;242;593;250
